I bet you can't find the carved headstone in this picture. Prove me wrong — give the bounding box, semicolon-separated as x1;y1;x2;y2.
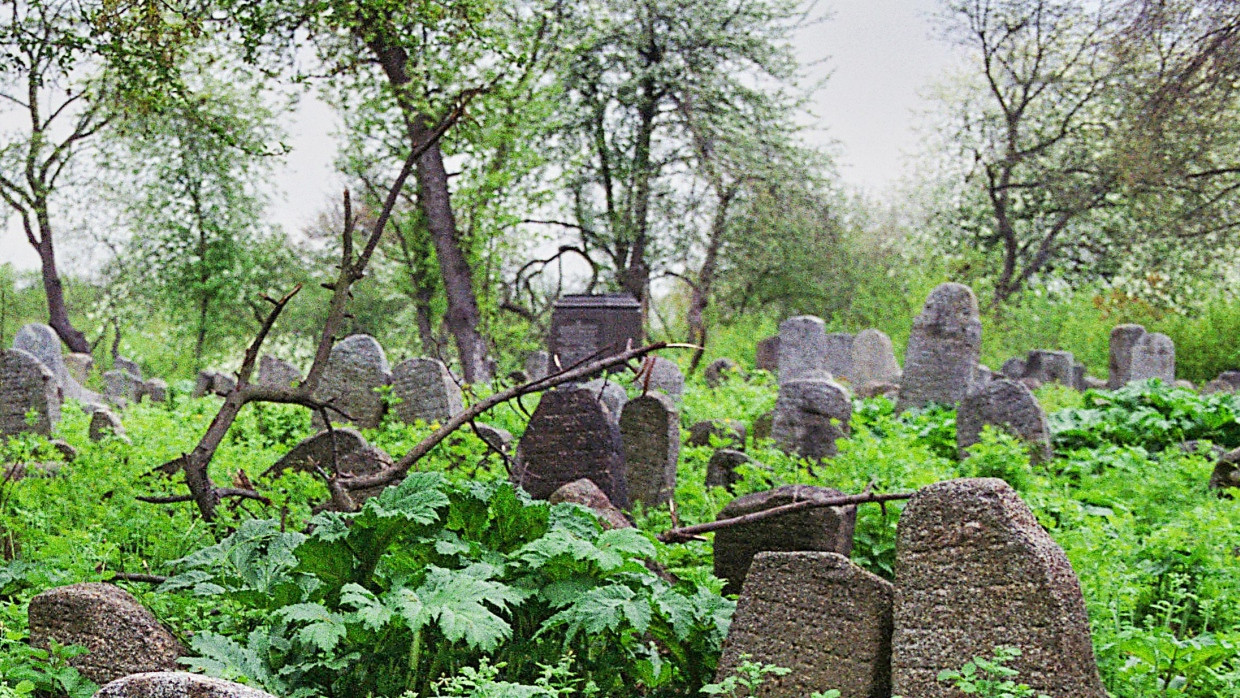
704;357;740;388
777;316;829;383
1108;324;1147;388
1024;350;1079;389
0;349;59;436
96;673;279;698
257;355;302;388
549;478;631;530
548;294;643;371
713;485;857;595
771;378;851;459
686;419;745;449
850;329;901;386
264;427;393;505
312;334;391;429
755;335;780;372
89;408;126;442
391;357;463;425
956;379;1051;462
28;583;185;685
524;350;550;380
705;448;751;490
513;387;628;507
716;552;893;698
620;393;679;508
1129;332;1175;383
824;332;855;381
646;356;685;402
891;478;1106;698
897;283;982;412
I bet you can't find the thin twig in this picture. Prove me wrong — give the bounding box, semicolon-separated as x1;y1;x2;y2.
657;491;913;544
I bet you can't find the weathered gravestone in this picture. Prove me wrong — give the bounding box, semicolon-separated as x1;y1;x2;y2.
897;283;982;412
1218;370;1240;390
824;332;855;381
264;428;393;504
391;357;463;425
474;423;513;453
312;334;391;429
64;352;93;384
114;356;142;379
1205;379;1235;394
549;477;631;530
704;357;740;388
104;369;143;406
1129;332;1175;383
777;316;829;383
705;448;751;491
142;378;168;403
620;393;679;508
257;354;302;388
713;484;857;595
96;673;279;698
89;408;127;442
1000;356;1027;380
973;364;996;387
956;379;1051;462
513;387;628;507
579;377;627;422
13;324;75;397
548;294;643;370
28;583;184;685
524;350;550;380
755;335;780;372
771;378;851;459
0;349;59;437
751;411;774;442
645;356;685;402
1024;350;1080;389
891;478;1106;698
849;328;901;386
687;419;746;449
1108;324;1148;388
716;552;893;698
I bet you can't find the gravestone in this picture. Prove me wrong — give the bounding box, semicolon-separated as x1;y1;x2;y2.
1129;332;1175;383
548;294;643;370
891;478;1106;698
856;381;899;399
704;357;739;388
64;352;93;384
716;552;893;698
1205;379;1235;394
579;377;627;422
771;378;851;459
705;448;751;490
1211;448;1240;492
114;356;142;379
973;364;995;387
849;329;901;386
751;411;774;442
956;379;1052;462
474;423;513;453
105;370;143;406
686;419;746;449
89;408;126;442
646;356;685;402
1108;324;1147;388
713;484;857;595
192;371;214;398
13;323;94;403
1024;350;1079;389
897;283;982;412
257;355;302;388
549;478;632;530
824;332;855;381
391;357;463;425
264;427;392;503
28;583;184;685
619;393;679;508
0;349;59;437
513;387;628;507
142;378;168;403
525;350;551;380
1084;375;1108;390
755;335;780;372
1218;370;1240;390
312;334;391;429
1000;356;1027;380
777;316;829;383
96;673;278;698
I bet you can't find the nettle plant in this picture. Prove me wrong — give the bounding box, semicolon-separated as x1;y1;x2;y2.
160;473;733;698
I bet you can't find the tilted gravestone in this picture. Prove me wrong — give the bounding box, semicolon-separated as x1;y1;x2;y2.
513;387;628;507
849;328;901;386
257;354;302;388
824;332;855;382
0;348;60;437
1108;324;1147;388
263;427;393;504
716;552;893;698
705;448;751;490
891;478;1106;698
704;357;739;388
755;335;780;372
686;419;746;449
391;357;463;425
548;294;643;371
524;350;550;380
28;583;184;685
549;478;632;530
620;393;679;508
771;378;851;459
1129;332;1175;383
645;356;685;402
312;334;391;429
777;316;829;383
579;377;627;423
956;379;1052;462
89;408;127;442
897;283;982;412
96;673;278;698
474;423;513;453
713;484;857;595
1024;350;1079;389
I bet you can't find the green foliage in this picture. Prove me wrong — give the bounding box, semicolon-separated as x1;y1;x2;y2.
936;646;1048;698
699;656;790;697
1050;380;1240;451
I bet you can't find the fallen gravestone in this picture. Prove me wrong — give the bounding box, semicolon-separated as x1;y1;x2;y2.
1129;332;1175;383
686;419;746;449
704;357;740;388
192;370;236;398
89;408;127;442
620;393;679;508
264;428;393;504
716;552;893;698
771;378;851;459
1108;324;1148;388
897;283;982;412
713;484;857;595
549;478;631;530
824;332;855;382
755;335;780;372
257;355;302;388
312;334;391;429
95;673;278;698
891;478;1106;698
705;448;751;491
849;329;901;386
513;387;628;507
778;316;829;383
0;348;59;437
28;583;184;685
956;379;1051;462
391;357;463;425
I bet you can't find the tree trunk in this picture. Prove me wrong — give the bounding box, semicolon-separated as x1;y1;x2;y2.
687;190;733;372
623;71;659;311
33;213;88;353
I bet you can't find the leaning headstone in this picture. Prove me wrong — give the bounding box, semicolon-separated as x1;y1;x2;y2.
1108;324;1148;388
704;357;740;388
263;428;393;504
956;379;1051;462
777;316;829;383
549;478;631;530
1024;350;1079;389
524;350;551;380
312;334;391;429
391;357;463;425
64;352;93;384
104;370;142;406
705;448;751;490
579;377;627;422
257;355;302;388
755;335;780;372
548;294;643;370
713;484;857;595
96;673;278;698
824;332;855;382
114;356;142;379
897;283;982;412
619;393;679;508
89;408;126;442
891;478;1106;698
13;323;93;402
142;379;168;404
716;552;893;698
1129;332;1175;383
513;387;628;507
28;583;184;685
645;356;685;402
849;329;901;385
771;378;851;459
0;349;59;436
686;419;746;449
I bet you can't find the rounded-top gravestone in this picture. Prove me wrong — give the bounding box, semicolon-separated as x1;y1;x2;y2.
95;673;278;698
619;393;679;508
956;378;1051;462
771;378;851;459
0;348;60;437
850;328;901;386
312;334;391;429
391;357;464;425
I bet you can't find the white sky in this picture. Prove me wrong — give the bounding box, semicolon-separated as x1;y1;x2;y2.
0;0;958;273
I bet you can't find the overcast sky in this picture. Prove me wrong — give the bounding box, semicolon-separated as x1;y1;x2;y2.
0;0;959;272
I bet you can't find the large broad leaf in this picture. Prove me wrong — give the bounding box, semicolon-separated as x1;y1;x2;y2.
277;603;348;652
417;565;519;651
542;584;653;641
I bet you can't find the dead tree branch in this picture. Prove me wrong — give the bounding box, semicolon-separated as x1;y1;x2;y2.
656;490;913;544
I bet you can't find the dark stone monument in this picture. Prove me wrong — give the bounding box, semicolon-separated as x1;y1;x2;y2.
0;348;59;437
897;283;982;412
704;357;740;388
513;387;628;507
956;379;1052;462
620;393;679;508
686;419;746;449
263;428;393;504
548;294;643;371
771;378;851;459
